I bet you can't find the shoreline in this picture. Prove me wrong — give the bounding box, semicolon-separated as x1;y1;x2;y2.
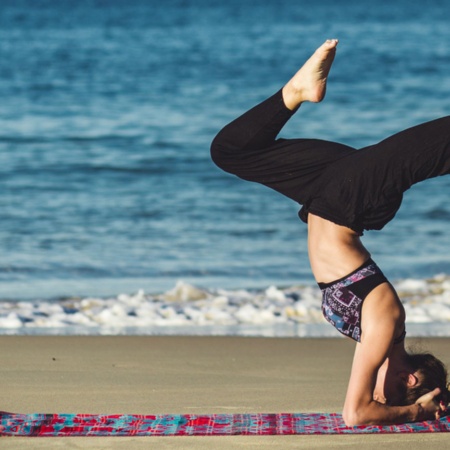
2;322;450;338
1;336;449;448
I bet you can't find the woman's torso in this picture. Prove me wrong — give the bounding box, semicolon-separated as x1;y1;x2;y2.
308;213;406;343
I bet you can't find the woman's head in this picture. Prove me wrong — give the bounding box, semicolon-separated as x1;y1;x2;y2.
381;351;450;407
401;352;450;406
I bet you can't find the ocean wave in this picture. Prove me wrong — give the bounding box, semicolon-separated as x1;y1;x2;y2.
1;275;450;336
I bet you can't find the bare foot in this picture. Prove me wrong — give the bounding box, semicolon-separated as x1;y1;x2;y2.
282;39;338;110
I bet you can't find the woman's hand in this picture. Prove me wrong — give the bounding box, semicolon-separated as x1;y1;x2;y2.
415;388;446;420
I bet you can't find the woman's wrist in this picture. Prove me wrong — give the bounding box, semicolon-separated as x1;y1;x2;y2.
414;402;425;421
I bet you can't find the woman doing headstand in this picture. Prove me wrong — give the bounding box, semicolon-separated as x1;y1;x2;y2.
211;40;450;426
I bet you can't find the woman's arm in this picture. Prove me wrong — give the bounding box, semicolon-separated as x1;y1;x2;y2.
343;346;430;425
342;283;442;426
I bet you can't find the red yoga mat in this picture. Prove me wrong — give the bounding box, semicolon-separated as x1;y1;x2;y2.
1;411;449;436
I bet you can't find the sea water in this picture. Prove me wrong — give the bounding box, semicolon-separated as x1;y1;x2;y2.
0;0;449;336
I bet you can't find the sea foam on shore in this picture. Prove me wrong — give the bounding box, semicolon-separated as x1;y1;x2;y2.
1;275;450;337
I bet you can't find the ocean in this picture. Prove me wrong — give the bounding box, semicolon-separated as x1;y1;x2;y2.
0;0;449;336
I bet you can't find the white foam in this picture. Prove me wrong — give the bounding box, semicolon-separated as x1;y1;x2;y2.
1;275;450;336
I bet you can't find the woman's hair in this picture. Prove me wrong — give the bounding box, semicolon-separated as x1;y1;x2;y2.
400;352;450;406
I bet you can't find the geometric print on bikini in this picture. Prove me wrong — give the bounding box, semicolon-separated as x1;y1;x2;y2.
340;263;379;287
322;286;363;341
321;263;379;342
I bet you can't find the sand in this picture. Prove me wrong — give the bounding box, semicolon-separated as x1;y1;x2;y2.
0;335;449;449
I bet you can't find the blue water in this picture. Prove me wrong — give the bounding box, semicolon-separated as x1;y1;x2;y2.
0;0;449;301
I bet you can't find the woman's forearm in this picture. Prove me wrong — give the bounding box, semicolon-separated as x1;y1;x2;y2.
343;401;422;426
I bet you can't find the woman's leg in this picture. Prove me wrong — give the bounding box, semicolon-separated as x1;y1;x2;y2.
210;40;356;205
357;116;450;194
320;115;450;231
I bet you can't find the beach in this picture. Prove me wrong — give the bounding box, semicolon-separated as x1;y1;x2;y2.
1;335;449;449
1;1;450;448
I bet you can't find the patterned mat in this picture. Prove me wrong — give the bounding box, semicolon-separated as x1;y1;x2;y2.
1;412;449;436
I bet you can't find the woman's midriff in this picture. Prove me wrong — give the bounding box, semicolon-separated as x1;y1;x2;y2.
307;213;371;284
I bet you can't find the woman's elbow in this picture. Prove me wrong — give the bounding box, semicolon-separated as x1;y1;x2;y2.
342;412;359;427
342;408;357;427
342;406;367;427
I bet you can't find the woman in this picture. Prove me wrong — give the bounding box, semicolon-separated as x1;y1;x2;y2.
211;39;450;426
